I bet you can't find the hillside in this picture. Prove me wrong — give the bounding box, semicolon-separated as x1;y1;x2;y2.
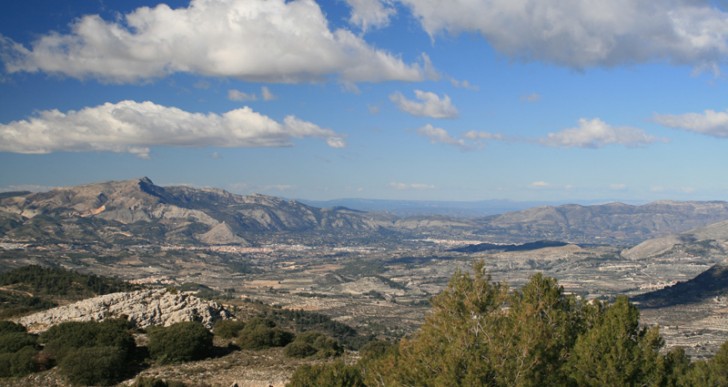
0;177;380;246
475;201;728;244
633;261;728;308
622;219;728;260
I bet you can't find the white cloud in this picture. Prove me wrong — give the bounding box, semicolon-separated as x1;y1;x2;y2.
347;0;396;32
0;0;426;83
416;124;469;150
449;78;478;90
463;130;504;141
390;90;458;118
388;181;435;190
228;89;257;102
228;86;275;102
399;0;728;69
0;100;345;157
530;181;550;188
261;86;276;101
541;118;665;148
610;183;627;191
654;109;728;138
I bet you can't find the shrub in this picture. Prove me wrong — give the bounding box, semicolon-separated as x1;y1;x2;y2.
238;326;294;350
0;320;27;334
236;318;294;350
213;319;245;339
0;332;38;353
59;346;127;386
287;361;365;387
0;345;44;377
147;321;213;364
284;332;342;359
284;341;318;358
40;319;134;362
9;346;37;377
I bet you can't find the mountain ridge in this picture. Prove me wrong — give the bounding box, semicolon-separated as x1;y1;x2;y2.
0;177;380;246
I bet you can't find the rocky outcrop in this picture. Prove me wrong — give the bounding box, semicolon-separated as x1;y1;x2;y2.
15;289;233;332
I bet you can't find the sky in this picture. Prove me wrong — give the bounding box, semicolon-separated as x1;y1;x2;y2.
1;0;728;203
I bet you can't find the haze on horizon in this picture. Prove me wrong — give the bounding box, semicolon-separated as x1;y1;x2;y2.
1;0;728;203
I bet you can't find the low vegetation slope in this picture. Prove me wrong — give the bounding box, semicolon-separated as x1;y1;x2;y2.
0;265;137;319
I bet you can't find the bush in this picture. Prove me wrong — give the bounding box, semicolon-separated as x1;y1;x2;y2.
284;332;342;359
238;326;294;350
147;321;213;364
40;319;134;362
284;341;318;358
0;332;37;353
287;361;365;387
236;318;294;350
0;346;38;378
213;319;245;339
0;320;27;334
59;346;127;386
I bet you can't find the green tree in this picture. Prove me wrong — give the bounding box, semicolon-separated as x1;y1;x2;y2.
366;260;509;386
566;296;663;386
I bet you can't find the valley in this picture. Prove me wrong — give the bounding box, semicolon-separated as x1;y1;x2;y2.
2;178;728;362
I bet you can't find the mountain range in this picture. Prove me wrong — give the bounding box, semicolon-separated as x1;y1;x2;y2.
3;178;728;246
0;177;379;246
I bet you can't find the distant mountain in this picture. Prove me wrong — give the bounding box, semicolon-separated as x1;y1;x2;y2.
300;198;554;217
3;178;728;247
632;260;728;308
622;220;728;260
0;177;380;246
474;201;728;244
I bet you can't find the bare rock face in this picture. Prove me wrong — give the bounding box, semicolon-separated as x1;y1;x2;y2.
15;289;233;332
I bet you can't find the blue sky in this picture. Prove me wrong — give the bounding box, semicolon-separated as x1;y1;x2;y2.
1;0;728;202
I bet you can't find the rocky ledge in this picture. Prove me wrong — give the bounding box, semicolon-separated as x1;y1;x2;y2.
15;288;232;332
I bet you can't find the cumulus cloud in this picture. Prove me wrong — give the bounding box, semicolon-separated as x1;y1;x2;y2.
388;181;435;190
399;0;728;69
0;100;345;157
654;109;728;137
347;0;396;32
390;90;458;118
0;0;426;83
541;118;664;148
